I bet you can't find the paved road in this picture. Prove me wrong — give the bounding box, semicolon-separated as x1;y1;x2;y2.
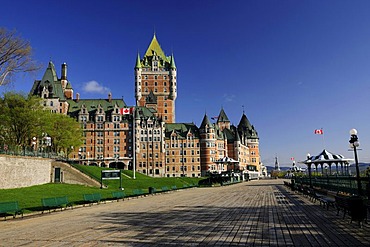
1;179;369;246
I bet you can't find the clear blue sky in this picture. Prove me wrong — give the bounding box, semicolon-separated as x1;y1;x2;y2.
2;0;370;167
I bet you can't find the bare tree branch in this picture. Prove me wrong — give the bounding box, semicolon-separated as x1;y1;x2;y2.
0;28;40;86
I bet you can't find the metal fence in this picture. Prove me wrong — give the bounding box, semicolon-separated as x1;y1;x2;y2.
0;146;63;160
294;175;370;195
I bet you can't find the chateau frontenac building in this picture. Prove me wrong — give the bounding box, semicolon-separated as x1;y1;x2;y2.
30;34;261;177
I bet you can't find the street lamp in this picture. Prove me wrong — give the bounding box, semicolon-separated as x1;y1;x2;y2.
349;128;362;196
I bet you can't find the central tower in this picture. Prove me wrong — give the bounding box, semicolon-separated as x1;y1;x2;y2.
135;34;177;123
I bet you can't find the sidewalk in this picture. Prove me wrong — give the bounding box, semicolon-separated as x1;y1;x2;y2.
1;179;369;246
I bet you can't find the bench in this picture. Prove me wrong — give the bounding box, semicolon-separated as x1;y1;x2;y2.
161;186;169;192
335;195;350;218
348;197;367;226
41;196;72;213
83;193;102;205
319;195;336;210
0;201;23;220
132;189;144;197
148;187;157;194
112;191;126;201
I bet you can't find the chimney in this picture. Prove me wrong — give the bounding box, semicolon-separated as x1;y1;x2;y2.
61;63;67;80
108;92;112;102
76;93;80;102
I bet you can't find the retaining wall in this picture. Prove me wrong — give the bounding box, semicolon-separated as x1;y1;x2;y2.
0;155;51;189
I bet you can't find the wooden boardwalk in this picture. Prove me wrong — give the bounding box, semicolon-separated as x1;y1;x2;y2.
0;179;369;246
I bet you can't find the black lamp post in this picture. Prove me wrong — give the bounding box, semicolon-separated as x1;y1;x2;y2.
349;128;362;196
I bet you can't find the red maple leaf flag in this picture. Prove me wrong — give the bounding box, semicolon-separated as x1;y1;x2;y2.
314;129;323;135
120;107;131;115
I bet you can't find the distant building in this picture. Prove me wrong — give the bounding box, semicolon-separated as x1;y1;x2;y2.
274;156;280;171
30;34;261;177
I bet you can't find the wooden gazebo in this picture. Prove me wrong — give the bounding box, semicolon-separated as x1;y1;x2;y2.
300;149;353;187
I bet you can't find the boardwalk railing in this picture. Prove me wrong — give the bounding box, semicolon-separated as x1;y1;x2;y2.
294;176;370;195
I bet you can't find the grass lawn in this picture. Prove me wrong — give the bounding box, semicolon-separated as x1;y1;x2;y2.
0;165;202;214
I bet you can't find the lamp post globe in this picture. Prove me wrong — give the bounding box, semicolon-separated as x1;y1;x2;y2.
349;129;362;196
350;129;357;136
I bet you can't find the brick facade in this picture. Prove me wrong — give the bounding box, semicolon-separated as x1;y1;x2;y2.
30;34;261;178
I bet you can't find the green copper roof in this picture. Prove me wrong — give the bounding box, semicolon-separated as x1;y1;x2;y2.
67;98;127;118
238;113;252;129
222;128;236;142
165;123;200;139
144;34;168;62
29;61;66;100
200;114;213;129
170;54;176;69
217;108;230;123
135;52;142;68
238;113;259;139
66;82;72;89
42;61;58;83
146;90;157;104
135;106;157;119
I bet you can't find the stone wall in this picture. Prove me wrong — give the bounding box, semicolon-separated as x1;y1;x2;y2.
0;155;51;189
50;161;101;187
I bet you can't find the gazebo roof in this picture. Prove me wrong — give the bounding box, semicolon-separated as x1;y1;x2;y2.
301;149;352;165
215;156;239;163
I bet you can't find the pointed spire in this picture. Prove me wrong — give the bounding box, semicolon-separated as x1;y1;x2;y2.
135;52;142;68
144;34;167;61
42;61;58;83
170;53;176;69
238;113;252;129
200;114;213;129
217;108;230;123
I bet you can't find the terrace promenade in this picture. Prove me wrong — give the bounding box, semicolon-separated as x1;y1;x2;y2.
1;179;369;246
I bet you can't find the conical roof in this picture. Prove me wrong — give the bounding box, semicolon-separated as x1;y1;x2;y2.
135;52;142;68
170;54;176;69
200;114;213;129
144;34;168;62
238;113;258;139
42;61;58;83
217;108;230;123
238;113;252;129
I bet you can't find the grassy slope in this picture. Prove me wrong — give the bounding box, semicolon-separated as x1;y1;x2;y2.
0;165;202;213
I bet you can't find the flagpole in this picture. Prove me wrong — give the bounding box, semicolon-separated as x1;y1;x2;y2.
321;128;325;150
133;106;136;179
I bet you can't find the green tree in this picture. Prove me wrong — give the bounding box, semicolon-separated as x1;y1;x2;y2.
0;28;40;86
46;113;83;157
0;92;45;152
0;92;83;156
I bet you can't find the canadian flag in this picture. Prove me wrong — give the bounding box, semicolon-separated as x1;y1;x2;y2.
120;107;132;115
314;129;323;135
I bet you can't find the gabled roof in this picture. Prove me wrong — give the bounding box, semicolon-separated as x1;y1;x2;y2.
144;34;168;62
67;98;127;118
217;108;230;123
146;90;157;104
165;123;200;139
135;106;157;119
29;61;66;100
222;128;236;142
